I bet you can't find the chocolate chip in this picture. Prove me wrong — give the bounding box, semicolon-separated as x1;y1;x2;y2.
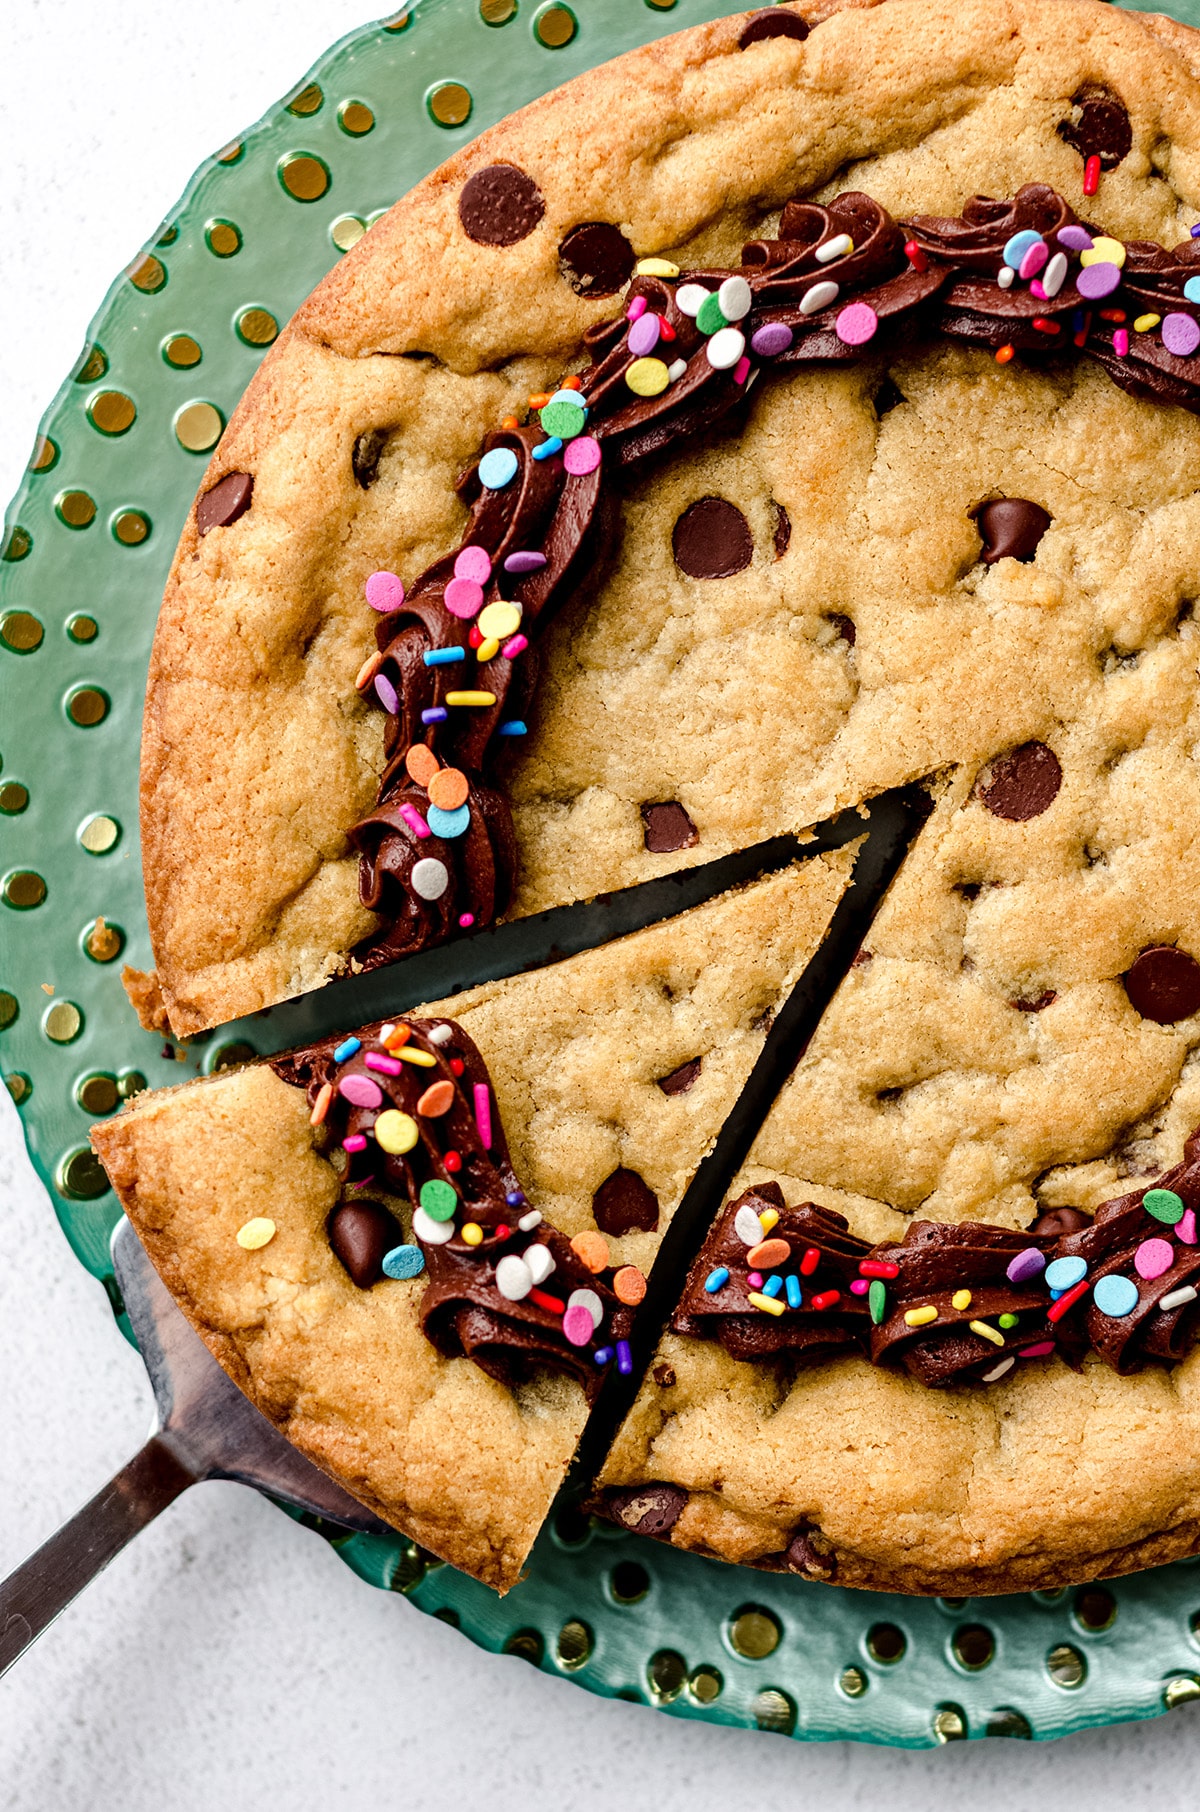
785;1527;837;1580
593;1167;660;1235
1058;86;1133;171
1029;1205;1092;1236
657;1057;701;1096
458;164;545;247
197;471;253;535
1011;990;1057;1013
672;496;753;579
641;801;699;854
558;222;636;296
851;946;873;968
874;374;905;417
830;613;856;646
652;1363;676;1388
352;429;387;489
1124;946;1200;1024
328;1198;403;1288
978;742;1062;821
974;498;1052;564
603;1483;688;1537
739;8;809;47
772;502;792;559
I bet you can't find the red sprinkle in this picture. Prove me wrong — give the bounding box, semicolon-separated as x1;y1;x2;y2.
493;1224;510;1241
995;344;1015;364
810;1289;841;1311
1083;153;1101;197
1047;1278;1090;1323
450;1058;465;1077
1032;317;1060;335
443;1150;462;1173
904;238;928;273
799;1247;821;1276
529;1287;566;1313
1099;308;1126;323
468;623;484;649
859;1258;899;1279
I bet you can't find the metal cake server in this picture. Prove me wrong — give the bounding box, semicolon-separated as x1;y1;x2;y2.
0;1217;390;1679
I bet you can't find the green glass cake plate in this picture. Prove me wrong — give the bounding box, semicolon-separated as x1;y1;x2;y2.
5;0;1200;1748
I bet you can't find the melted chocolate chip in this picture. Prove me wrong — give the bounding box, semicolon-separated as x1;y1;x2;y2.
641;801;699;854
1028;1205;1093;1237
593;1167;660;1235
197;471;253;535
1058;87;1133;172
1011;990;1057;1013
652;1362;677;1388
602;1483;688;1537
978;742;1062;821
738;8;809;47
772;502;792;559
352;429;388;489
830;613;856;646
657;1057;701;1096
672;496;753;579
974;498;1052;564
785;1527;837;1580
1124;945;1200;1024
558;222;636;296
458;164;545;247
874;374;905;417
328;1198;403;1289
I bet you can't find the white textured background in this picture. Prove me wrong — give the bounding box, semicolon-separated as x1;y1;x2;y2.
2;2;1199;1805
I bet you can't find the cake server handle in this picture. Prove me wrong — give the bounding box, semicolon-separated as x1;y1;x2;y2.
0;1433;194;1679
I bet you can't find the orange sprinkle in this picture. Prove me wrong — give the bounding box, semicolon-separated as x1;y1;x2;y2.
310;1081;333;1127
1099;308;1126;323
500;414;520;431
428;767;469;810
562;373;583;390
355;651;384;692
383;1024;412;1052
405;744;440;788
613;1265;647;1306
747;1237;791;1271
995;345;1015;364
528;392;551;409
571;1230;611;1273
416;1080;456;1117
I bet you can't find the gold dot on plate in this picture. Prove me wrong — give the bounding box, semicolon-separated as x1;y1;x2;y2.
645;0;677;8
210;1040;255;1071
174;402;223;453
44;1001;82;1043
205;219;242;258
156;222;179;248
128;253;167;293
5;1072;31;1104
382;11;411;28
83;917;124;963
164;334;202;369
88;390;137;436
0;991;17;1029
113;510;150;546
481;0;517;21
79;814;120;855
688;1666;722;1705
66;687;110;728
3;870;46;910
217;140;243;164
73;345;108;383
932;1704;968;1744
30;435;58;473
338;100;375;135
427;82;472;127
0;782;29;814
839;1665;868;1698
67;614;98;642
236;307;278;347
279;153;330;202
1;611;44;653
555;1619;591;1670
118;1068;145;1098
287;81;324;115
331;215;366;253
728;1606;781;1659
646;1650;686;1702
1046;1643;1086;1689
750;1688;795;1735
56;490;97;529
1;526;32;562
57;1146;109;1199
77;1073;120;1115
502;1628;544;1665
866;1621;907;1664
533;2;576;45
1165;1675;1200;1710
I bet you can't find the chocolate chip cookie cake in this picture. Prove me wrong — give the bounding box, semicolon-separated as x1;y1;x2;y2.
93;0;1200;1594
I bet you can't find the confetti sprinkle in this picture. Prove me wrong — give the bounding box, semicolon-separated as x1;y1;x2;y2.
478;447;519;489
236;1217;277;1250
365;570;405;612
374;1109;419;1153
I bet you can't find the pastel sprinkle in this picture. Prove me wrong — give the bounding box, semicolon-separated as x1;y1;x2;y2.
969;1319;1005;1347
355;652;383;692
1045;1255;1087;1291
444;576;484;618
675;284;709;317
416;1080;455;1118
1041;251;1068;298
571;1231;610;1273
747;1272;763;1290
1018;239;1048;280
504;551;546;574
735;1205;765;1246
540;400;586;438
868;1279;887;1323
374;673;399;714
695;291;728;336
495;1254;533;1300
1163;312;1200;357
474;1082;492;1148
785;1275;802;1309
635;258;679;278
614;1266;647;1306
1076;262;1121;300
816;232;853;264
410;856;449;900
1093;1273;1139;1318
236;1217;276;1251
563;1304;596;1347
834;302;877;346
1161;1284;1198;1312
374;1109;419;1154
563;436;601;476
419;1178;458;1223
478;601;522;641
718;275;752;320
997;267;1015;290
749;1290;786;1317
424;646;465;666
625;357;671;397
478;448;518;489
1081;236;1126;269
1057;225;1094;251
747;1238;790;1270
427;803;471;839
382;1244;425;1280
705;327;746;370
333;1037;362;1063
338;1073;383;1109
1006;1247;1045;1284
982;1357;1015;1382
365;570;405;612
454;545;492;585
1179;1209;1197;1245
1003;229;1044;269
412;1207;454;1245
627;313;662;356
1135;1237;1175;1280
1144;1188;1186;1225
904;1305;938;1327
751;322;794;356
667;358;688;382
859;1258;899;1280
1186;277;1200;304
364;1052;403;1075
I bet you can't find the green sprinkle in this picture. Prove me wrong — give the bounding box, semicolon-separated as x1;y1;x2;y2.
420;1178;458;1222
695;292;728;336
539;400;586;440
868;1278;887;1324
998;1312;1018;1329
1144;1187;1185;1225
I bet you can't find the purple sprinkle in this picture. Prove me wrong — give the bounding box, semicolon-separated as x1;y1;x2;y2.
1076;261;1121;301
1006;1247;1046;1285
503;551;547;574
628;313;661;357
373;672;399;714
421;706;448;724
1057;225;1094;251
506;1190;526;1207
616;1339;633;1375
750;322;794;357
1191;224;1200;239
1162;311;1200;357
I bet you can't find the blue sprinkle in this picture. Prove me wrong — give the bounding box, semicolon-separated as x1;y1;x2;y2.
421;706;449;725
506;1190;526;1208
1073;308;1086;331
1192;224;1200;239
762;1274;784;1299
478;447;519;489
546;389;588;412
593;1346;614;1366
427;803;471;840
616;1339;633;1375
382;1244;425;1280
1045;1255;1087;1292
1186;276;1200;304
498;720;527;737
333;1037;361;1063
424;647;465;667
1094;1273;1139;1318
704;1266;730;1294
1003;228;1044;270
532;437;563;461
785;1274;802;1310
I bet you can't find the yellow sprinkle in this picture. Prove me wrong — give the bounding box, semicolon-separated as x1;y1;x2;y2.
1080;235;1126;269
625;357;670;398
904;1305;938;1327
758;1207;780;1234
635;257;679;278
445;690;496;707
478;601;522;641
396;1047;436;1067
748;1290;786;1317
952;1289;972;1311
970;1318;1006;1347
476;637;500;662
236;1217;276;1251
1134;313;1161;332
374;1108;419;1154
461;1222;484;1246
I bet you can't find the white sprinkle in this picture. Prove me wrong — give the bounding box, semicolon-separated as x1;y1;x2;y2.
567;1287;605;1331
799;280;839;316
525;1244;556;1286
997;266;1015;290
427;1023;453;1045
518;1208;543;1232
705;326;746;371
734;1204;765;1247
411;857;449;901
667;358;688;383
379;1023;396;1043
816;233;853;264
412;1207;454;1245
981;1356;1016;1383
495;1254;534;1300
717;275;752;322
1041;251;1068;298
1160;1284;1198;1313
675;283;709;318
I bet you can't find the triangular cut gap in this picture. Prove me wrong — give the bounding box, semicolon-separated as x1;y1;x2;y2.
212;814;872;1060
568;782;934;1492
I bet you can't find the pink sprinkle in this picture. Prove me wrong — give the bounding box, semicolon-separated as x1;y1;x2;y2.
1029;279;1047;301
374;673;399;715
1018;240;1048;280
1135;1236;1175;1280
400;803;431;840
563;435;601;476
365;570;405;613
733;355;751;385
1114;327;1129;357
834;302;878;347
501;634;528;659
364;1052;403;1076
626;295;648;322
342;1134;368;1153
454;545;492;586
444;576;484;619
849;1278;869;1295
338;1074;383;1110
1019;1340;1055;1359
563;1304;595;1347
474;1082;493;1149
458;912;475;928
747;1272;764;1290
1179;1209;1197;1245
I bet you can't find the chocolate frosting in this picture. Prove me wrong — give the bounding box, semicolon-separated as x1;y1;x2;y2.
353;183;1200;964
273;1018;633;1398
